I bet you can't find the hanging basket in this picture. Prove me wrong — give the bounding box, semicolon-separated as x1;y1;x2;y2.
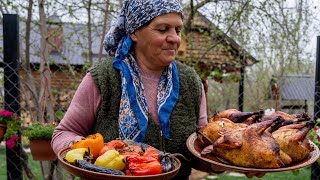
0;124;6;142
29;139;57;160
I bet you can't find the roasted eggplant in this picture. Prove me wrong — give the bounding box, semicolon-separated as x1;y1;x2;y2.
75;160;125;176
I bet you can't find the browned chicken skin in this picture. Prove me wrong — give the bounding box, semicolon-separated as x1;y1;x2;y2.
261;111;310;123
211;109;262;124
198;109;314;168
197;118;247;147
262;111;311;133
200;118;292;168
272;123;312;162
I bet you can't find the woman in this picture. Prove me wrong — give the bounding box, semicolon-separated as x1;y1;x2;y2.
52;0;207;179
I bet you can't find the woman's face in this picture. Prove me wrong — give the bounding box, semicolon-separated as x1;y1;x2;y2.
131;12;183;71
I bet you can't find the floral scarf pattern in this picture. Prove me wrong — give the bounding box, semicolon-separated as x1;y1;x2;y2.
118;54;179;142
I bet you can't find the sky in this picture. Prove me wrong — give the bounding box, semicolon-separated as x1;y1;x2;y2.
194;0;320;63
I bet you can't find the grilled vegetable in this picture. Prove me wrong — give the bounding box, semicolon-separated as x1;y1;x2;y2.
143;146;160;161
65;148;93;163
125;155;162;176
94;149;126;170
71;133;104;159
75;160;125;176
99;140;126;156
160;154;173;173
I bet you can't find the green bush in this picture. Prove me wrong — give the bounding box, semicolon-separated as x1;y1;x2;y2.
23;122;56;140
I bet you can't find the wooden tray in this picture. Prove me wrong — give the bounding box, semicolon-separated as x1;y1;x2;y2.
186;132;320;173
58;147;181;180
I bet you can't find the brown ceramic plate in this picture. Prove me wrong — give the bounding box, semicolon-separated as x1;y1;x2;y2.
186;132;320;173
58;147;181;180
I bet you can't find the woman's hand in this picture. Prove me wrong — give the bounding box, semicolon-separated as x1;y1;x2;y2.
244;172;266;178
211;165;266;178
210;164;228;173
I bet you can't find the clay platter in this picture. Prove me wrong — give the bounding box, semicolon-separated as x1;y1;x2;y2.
186;132;320;173
58;147;181;180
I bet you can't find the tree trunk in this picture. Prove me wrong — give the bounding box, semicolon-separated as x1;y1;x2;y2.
21;146;37;179
22;0;39;116
38;0;59;179
85;0;93;66
98;0;110;61
38;0;54;122
20;1;39;179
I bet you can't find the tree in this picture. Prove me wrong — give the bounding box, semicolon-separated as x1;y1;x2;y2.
98;0;110;61
38;0;55;123
181;0;319;112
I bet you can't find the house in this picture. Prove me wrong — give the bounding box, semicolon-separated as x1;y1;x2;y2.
178;10;258;81
0;14;109;121
0;11;258;120
1;14;108;89
177;10;259;111
1;12;258;86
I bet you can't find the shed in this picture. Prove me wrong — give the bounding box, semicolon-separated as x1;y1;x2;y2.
270;74;315;112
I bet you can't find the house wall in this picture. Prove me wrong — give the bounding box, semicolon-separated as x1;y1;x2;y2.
19;68;85;123
178;11;244;73
13;12;253;123
178;31;237;66
19;68;85;89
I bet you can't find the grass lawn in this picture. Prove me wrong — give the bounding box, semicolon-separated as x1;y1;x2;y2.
0;147;43;179
209;168;311;180
0;146;312;180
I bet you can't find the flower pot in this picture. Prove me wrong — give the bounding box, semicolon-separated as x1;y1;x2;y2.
0;124;6;142
29;139;57;160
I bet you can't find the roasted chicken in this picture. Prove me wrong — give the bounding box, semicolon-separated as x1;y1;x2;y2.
261;111;310;123
210;109;263;124
199;117;292;168
261;111;311;133
272;123;313;162
197;117;247;146
198;109;315;168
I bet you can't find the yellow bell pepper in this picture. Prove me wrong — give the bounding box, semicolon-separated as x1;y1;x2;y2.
94;150;126;171
65;148;89;163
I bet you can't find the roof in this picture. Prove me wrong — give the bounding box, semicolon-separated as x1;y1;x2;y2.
197;12;258;67
278;74;315;100
184;9;258;67
47;13;62;24
0;19;108;66
1;12;258;67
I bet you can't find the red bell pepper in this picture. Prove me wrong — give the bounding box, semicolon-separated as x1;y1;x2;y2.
143;146;160;161
125;155;162;176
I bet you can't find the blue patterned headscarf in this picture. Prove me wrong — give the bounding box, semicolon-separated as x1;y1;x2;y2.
104;0;184;56
104;0;183;142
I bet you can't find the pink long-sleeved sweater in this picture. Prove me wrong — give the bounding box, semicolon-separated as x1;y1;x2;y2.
52;72;207;154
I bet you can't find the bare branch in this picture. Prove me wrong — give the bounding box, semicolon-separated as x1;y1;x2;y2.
199;0;251;61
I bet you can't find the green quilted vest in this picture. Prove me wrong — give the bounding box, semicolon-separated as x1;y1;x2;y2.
89;59;202;179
